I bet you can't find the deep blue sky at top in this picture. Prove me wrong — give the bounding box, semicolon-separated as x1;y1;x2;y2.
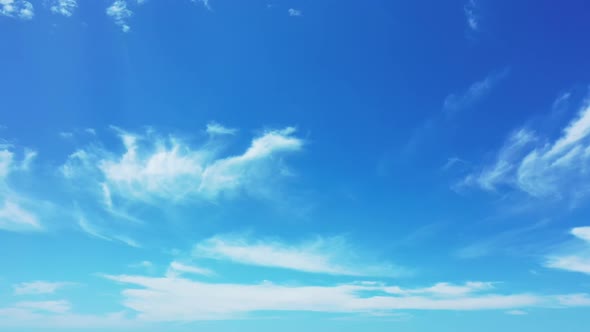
1;0;590;276
2;0;590;331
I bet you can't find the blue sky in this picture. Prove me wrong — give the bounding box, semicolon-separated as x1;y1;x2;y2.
1;0;590;331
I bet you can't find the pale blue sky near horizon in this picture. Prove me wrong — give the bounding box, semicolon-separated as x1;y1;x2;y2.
1;0;590;331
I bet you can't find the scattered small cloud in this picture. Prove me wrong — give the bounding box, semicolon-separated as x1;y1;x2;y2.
0;0;34;20
464;0;479;31
506;309;527;315
193;0;211;11
206;122;237;136
288;8;302;17
49;0;77;17
129;260;153;269
59;132;74;139
106;0;132;32
166;261;214;277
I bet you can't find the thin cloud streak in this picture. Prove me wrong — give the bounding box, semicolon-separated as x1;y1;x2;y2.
193;234;405;277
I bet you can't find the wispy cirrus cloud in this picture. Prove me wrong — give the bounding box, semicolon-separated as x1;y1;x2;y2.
62;125;303;206
545;227;590;275
193;234;406;277
443;69;509;116
14;301;71;314
402;69;508;157
0;200;41;232
13;281;73;295
461;94;590;202
0;145;42;232
0;0;34;20
78;215;140;248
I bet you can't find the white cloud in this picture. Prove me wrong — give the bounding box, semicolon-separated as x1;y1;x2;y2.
383;281;495;297
462;128;537;191
106;0;132;32
546;255;590;275
0;0;33;20
443;69;508;115
198;127;302;197
15;301;70;314
462;96;590;201
104;272;590;321
50;0;77;17
0;200;41;232
101;182;113;209
113;235;142;248
0;149;13;178
13;281;72;295
556;293;590;306
572;227;590;242
0;147;37;178
545;227;590;275
0;145;43;232
20;149;37;171
288;8;302;17
464;0;479;31
62;125;303;205
166;261;214;277
206;122;237;136
193;235;404;277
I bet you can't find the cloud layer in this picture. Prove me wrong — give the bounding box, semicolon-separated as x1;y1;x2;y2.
103;272;590;322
